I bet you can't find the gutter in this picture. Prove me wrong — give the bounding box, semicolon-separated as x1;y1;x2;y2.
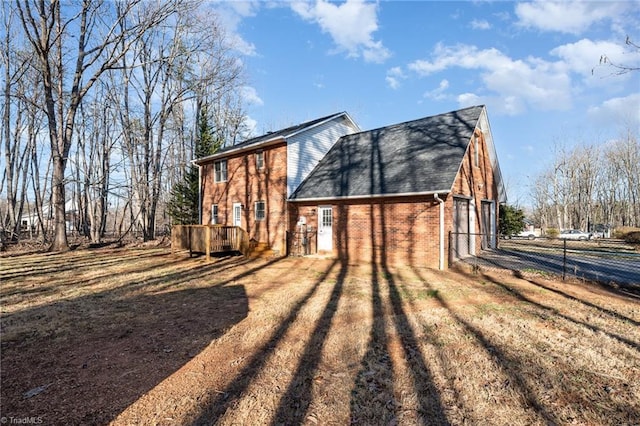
194;136;286;165
289;189;452;203
434;193;445;270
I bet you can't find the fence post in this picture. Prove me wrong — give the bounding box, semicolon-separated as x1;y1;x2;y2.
206;226;211;261
562;239;567;281
448;231;452;268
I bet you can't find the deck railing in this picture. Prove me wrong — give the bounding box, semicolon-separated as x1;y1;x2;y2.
171;225;252;259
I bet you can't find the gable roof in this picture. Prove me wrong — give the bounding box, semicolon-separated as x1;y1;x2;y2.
290;105;486;201
194;112;354;164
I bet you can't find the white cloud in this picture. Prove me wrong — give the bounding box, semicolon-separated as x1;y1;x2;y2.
457;93;484;108
552;38;640;80
423;79;450;100
470;19;491;30
587;93;640;129
243;116;258;137
385;67;405;89
291;0;391;63
515;1;630;35
211;1;260;56
552;39;623;76
313;73;325;89
241;86;264;106
408;43;572;115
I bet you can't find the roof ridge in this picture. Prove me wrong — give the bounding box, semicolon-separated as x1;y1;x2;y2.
245;111;346;142
349;104;484;137
194;111;351;164
290;105;486;201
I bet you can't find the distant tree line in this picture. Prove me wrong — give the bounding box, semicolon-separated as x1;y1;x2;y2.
1;1;249;250
529;130;640;233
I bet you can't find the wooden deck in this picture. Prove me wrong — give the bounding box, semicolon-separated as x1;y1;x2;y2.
171;225;253;260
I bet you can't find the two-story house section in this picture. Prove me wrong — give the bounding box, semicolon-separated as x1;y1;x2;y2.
194;112;360;255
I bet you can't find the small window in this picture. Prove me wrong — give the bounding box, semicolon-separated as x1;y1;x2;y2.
321;208;332;227
214;160;227;182
474;135;479;167
255;150;264;169
211;204;218;224
255;201;265;221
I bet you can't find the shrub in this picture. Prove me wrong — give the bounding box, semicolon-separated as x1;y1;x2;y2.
545;228;559;239
624;231;640;244
613;226;640;239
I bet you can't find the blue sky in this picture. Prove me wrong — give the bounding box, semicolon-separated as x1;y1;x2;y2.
210;0;640;206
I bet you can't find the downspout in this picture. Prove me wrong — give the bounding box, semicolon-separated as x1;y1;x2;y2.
197;164;202;224
434;193;445;270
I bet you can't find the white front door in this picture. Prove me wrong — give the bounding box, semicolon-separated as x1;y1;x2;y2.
317;206;333;252
233;203;242;227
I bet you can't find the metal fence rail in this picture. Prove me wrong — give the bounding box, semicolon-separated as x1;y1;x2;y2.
449;232;640;292
286;229;317;257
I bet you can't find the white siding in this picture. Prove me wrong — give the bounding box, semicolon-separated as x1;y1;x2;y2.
287;116;359;197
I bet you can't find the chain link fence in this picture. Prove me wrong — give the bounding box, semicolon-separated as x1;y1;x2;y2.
449;232;640;293
286;228;317;257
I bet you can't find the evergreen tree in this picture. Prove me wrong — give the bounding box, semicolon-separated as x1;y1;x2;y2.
499;204;525;237
168;106;220;224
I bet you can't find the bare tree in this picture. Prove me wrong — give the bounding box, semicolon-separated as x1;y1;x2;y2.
609;132;640;227
1;3;31;243
115;7;245;240
74;85;116;243
596;36;640;76
531;129;640;233
15;0;181;251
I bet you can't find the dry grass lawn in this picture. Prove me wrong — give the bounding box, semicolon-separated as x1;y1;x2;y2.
1;247;639;425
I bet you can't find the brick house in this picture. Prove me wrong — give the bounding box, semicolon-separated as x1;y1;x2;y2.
289;105;506;269
195;105;505;269
194;112;360;255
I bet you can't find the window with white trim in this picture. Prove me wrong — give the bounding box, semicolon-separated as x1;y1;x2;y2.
255;201;265;221
214;160;227;182
211;204;218;224
255;150;264;169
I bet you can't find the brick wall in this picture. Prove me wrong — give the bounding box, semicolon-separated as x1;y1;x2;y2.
288;128;501;269
290;197;444;268
199;121;500;265
450;129;500;251
201;142;288;253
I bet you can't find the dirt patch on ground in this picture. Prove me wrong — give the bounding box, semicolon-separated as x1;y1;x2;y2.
1;248;639;425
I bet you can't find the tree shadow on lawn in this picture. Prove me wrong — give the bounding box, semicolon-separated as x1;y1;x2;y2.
471;270;640;350
349;263;398;425
191;259;342;425
364;262;450;425
410;267;562;425
447;268;640;424
0;265;249;425
0;248;169;281
512;271;640;327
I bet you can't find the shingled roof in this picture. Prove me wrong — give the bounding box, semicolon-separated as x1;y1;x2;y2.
194;111;350;164
290;105;485;201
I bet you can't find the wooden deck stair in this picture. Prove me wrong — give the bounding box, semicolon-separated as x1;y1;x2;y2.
172;225;252;260
172;225;279;260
